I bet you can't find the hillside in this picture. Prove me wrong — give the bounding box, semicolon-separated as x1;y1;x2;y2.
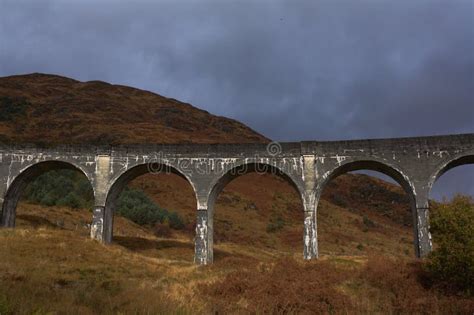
0;73;268;144
1;203;471;313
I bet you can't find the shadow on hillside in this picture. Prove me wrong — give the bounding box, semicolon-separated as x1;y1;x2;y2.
114;236;244;262
213;248;248;262
113;236;193;251
16;214;61;229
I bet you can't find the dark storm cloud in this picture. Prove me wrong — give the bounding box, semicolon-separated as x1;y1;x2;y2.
0;0;473;198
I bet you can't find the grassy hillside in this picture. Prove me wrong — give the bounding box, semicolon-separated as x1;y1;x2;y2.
1;203;472;314
127;172;414;257
0;73;268;144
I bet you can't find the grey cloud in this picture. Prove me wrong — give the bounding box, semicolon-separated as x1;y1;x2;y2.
0;0;472;198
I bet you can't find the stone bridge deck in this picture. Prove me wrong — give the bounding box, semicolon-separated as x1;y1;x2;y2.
1;133;473;264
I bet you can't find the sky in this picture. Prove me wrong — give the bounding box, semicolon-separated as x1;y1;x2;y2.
0;0;473;199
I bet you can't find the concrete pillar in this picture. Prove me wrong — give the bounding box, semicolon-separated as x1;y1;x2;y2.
302;155;318;260
0;184;5;226
412;184;432;258
1;199;14;228
414;207;432;257
90;206;105;242
195;209;213;265
303;208;318;259
0;185;19;228
0;174;20;228
90;154;111;243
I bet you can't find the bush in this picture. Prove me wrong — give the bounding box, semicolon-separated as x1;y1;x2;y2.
0;294;12;315
167;212;185;230
425;195;474;295
362;214;376;228
56;192;82;209
22;169;94;209
22;169;185;230
331;194;347;207
116;188;165;226
0;96;30;121
154;223;172;238
116;188;185;230
266;215;285;233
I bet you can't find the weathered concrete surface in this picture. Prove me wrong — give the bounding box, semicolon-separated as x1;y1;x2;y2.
0;134;473;264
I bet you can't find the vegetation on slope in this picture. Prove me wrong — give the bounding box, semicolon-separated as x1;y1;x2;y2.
426;195;474;295
22;170;186;231
0;96;30;122
117;188;185;230
0;73;268;144
23;170;94;209
0;197;472;314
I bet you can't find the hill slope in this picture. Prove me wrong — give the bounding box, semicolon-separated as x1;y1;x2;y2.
3;218;472;314
0;73;268;144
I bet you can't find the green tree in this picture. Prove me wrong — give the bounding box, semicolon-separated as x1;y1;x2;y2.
116;188;185;229
0;96;30;121
22;169;185;230
425;195;474;294
22;169;93;209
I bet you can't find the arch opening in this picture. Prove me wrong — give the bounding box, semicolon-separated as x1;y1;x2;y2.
429;154;474;227
104;163;197;262
427;155;473;282
432;155;474;186
430;155;474;202
209;163;305;261
1;161;94;235
317;160;416;257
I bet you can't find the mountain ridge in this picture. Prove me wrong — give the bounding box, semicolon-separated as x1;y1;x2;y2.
0;73;269;145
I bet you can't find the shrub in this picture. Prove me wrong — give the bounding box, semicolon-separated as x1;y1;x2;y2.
116;188;185;230
22;169;185;230
425;195;474;295
56;192;82;209
154;223;172;238
167;212;185;230
266;215;285;233
362;214;376;228
331;194;347;207
0;294;12;315
0;96;30;121
116;188;165;226
22;169;94;209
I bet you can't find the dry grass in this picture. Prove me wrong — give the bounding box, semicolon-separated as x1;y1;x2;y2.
1;204;472;314
346;256;474;314
202;258;354;314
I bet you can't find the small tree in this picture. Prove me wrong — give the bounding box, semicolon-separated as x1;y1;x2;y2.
425;195;474;294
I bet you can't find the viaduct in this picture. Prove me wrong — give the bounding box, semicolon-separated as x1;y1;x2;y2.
0;133;473;265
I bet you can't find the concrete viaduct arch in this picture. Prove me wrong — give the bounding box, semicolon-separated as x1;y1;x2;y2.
197;160;306;264
0;134;473;265
1;160;95;228
313;159;418;256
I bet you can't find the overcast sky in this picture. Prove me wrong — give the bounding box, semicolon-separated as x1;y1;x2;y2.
0;0;473;199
